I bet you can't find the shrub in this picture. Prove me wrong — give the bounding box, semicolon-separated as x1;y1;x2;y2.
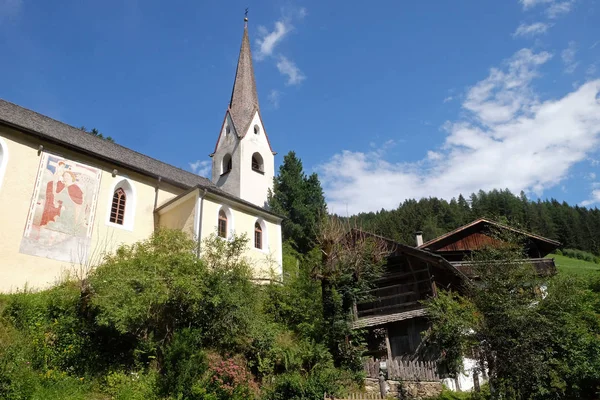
104;370;159;400
561;248;600;264
89;229;259;364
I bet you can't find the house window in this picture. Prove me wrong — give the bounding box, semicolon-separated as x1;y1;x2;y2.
254;222;262;249
251;152;263;173
222;154;232;175
110;188;126;225
218;210;228;238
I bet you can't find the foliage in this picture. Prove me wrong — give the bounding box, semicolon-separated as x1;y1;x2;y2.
268;151;327;253
425;385;490;400
312;217;388;369
89;229;258;362
0;228;366;399
560;248;600;264
104;370;159;400
79;126;115;143
423;237;600;399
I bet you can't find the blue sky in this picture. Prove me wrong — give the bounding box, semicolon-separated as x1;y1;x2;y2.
1;0;599;214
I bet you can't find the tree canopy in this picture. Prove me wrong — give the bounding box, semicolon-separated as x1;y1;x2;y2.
268;151;327;253
352;189;600;254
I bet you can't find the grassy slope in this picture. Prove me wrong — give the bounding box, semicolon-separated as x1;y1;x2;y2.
548;254;600;277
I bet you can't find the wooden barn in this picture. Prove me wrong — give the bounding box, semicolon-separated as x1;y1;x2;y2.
354;220;560;383
417;218;560;278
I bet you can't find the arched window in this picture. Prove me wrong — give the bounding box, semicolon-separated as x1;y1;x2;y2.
218;210;228;238
251;152;264;173
106;178;136;230
222;154;232;175
253;124;260;135
0;137;7;191
110;188;126;225
254;222;262;249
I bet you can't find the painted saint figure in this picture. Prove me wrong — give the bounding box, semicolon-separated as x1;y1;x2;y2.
40;161;66;226
45;171;85;236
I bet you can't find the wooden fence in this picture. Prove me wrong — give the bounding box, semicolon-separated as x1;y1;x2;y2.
364;358;439;381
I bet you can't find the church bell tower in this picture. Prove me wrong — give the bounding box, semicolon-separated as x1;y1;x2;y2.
210;15;276;208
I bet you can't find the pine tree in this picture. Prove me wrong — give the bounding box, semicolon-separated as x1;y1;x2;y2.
268;151;327;253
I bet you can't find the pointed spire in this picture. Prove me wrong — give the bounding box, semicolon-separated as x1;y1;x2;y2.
229;15;259;136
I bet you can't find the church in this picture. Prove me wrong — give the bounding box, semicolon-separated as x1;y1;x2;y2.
0;19;282;292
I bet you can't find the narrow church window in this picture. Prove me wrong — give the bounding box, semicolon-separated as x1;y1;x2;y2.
252;152;264;173
254;124;260;135
218;210;228;238
222;154;232;175
110;188;126;225
254;222;262;249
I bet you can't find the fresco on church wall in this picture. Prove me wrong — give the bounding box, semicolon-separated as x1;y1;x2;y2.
20;152;102;264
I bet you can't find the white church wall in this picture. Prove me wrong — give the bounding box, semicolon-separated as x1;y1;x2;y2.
0;126;182;292
199;194;282;280
239;112;274;208
158;192;197;236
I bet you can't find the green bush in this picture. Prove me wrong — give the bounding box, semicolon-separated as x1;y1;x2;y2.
262;366;357;400
0;229;373;400
561;248;600;264
105;370;159;400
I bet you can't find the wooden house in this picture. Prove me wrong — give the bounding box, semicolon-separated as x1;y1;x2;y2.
354;220;560;382
417;218;560;279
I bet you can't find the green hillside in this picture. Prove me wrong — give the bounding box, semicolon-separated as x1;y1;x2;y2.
549;254;600;277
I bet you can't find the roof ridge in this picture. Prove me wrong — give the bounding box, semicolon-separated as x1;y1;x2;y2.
419;217;560;249
0;98;216;187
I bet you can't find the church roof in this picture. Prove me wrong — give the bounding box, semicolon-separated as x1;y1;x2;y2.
0;98;281;218
228;23;260;138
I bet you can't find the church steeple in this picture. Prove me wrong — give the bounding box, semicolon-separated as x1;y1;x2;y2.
229;17;259;136
210;14;275;208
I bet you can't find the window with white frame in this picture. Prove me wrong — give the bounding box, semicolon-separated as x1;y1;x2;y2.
217;206;234;238
106;178;136;230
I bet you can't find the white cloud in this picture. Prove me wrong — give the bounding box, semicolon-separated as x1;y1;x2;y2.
519;0;575;18
513;22;550;37
255;8;307;91
581;190;600;206
189;160;211;177
255;21;291;60
268;89;281;109
561;41;579;74
586;64;598;77
0;0;22;20
276;56;305;85
520;0;553;9
443;96;454;103
318;48;600;214
547;1;575;18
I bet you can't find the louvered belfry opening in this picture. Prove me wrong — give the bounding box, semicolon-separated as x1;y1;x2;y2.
254;222;262;249
110;188;126;225
218;210;228;238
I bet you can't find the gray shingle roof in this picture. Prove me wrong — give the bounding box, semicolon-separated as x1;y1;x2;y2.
229;23;260;138
0;98;281;218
